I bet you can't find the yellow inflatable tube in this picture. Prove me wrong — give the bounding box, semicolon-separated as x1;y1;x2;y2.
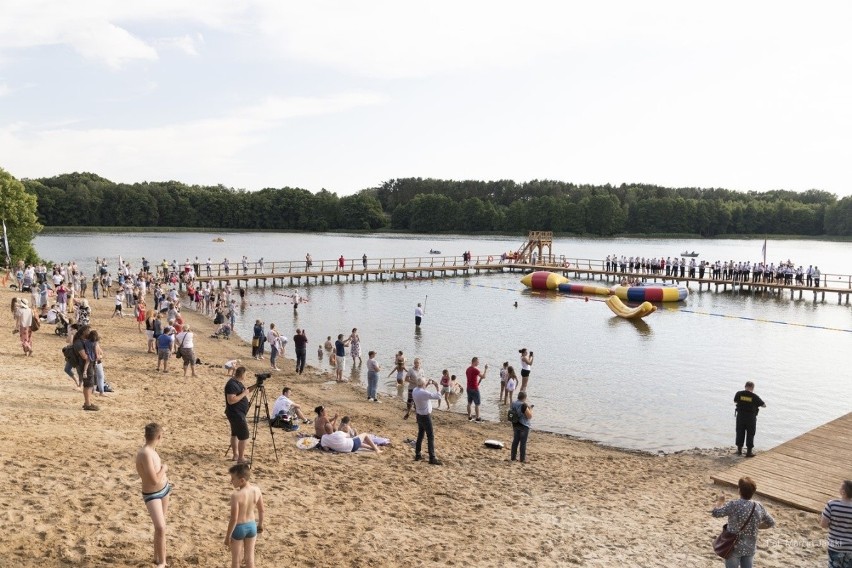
605;295;657;320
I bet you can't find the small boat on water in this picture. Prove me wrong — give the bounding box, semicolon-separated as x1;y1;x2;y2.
680;251;698;257
429;249;441;254
213;237;225;243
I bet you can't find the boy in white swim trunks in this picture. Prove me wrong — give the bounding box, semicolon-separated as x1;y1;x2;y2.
225;463;264;568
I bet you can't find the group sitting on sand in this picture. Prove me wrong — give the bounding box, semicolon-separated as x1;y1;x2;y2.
313;406;382;453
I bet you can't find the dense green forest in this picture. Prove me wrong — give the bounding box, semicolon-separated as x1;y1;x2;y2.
22;173;852;236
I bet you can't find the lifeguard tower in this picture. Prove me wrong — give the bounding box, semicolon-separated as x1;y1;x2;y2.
514;231;553;264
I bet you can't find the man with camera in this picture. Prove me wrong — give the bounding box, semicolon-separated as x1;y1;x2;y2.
510;391;534;463
412;377;443;465
225;367;258;464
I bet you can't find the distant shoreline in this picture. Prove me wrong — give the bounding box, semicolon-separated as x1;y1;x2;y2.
36;226;852;242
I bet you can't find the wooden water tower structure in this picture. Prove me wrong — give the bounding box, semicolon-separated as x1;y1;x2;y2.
515;231;553;264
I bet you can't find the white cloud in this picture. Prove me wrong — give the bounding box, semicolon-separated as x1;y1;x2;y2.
153;34;204;57
0;0;239;67
0;82;9;97
0;91;387;185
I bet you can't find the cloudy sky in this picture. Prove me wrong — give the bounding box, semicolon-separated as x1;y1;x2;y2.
1;1;850;196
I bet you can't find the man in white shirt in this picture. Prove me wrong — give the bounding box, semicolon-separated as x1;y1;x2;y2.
414;303;424;327
412;377;443;465
271;387;310;423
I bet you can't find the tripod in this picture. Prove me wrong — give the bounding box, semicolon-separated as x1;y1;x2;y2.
247;381;279;465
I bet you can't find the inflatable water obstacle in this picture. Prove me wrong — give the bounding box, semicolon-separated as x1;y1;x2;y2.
520;271;688;303
605;296;657;319
611;285;688;302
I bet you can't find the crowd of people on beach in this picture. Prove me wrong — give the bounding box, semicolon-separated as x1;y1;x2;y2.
605;255;824;286
9;252;851;568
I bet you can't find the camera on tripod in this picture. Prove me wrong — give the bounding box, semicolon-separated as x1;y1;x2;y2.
254;372;271;387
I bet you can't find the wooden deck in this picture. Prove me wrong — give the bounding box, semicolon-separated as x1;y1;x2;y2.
710;412;852;513
184;253;852;303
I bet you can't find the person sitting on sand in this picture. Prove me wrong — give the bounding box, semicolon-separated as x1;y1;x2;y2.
225;463;264;568
337;416;358;436
224;359;241;377
314;406;338;438
320;426;382;453
272;387;311;424
135;423;171;568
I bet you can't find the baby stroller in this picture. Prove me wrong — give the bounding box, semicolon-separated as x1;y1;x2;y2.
210;323;232;340
54;312;71;336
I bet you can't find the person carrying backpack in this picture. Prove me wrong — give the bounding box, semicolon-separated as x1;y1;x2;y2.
508;391;534;463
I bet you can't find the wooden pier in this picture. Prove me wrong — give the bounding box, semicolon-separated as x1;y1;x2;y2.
184;253;852;304
192;255;512;288
710;412;852;513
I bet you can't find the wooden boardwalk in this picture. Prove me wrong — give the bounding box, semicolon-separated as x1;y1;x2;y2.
710;412;852;513
184;253;852;303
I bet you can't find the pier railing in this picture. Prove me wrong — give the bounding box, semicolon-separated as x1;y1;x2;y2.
178;255;852;289
192;254;512;277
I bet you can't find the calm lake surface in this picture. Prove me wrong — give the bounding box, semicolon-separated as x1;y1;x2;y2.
35;232;852;452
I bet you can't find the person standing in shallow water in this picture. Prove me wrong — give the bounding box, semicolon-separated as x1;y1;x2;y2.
518;348;534;392
414;303;424;327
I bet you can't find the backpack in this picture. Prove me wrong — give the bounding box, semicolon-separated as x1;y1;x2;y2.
507;404;521;425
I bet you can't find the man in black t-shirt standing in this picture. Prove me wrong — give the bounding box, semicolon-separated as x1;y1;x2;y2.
293;329;308;374
734;381;766;457
225;367;256;464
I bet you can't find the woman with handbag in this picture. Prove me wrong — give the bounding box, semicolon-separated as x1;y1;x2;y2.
252;320;265;360
712;476;775;567
15;298;34;356
175;324;196;378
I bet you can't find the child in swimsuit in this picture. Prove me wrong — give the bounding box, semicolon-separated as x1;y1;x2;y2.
499;361;509;403
437;369;452;409
504;366;518;405
225;463;264;568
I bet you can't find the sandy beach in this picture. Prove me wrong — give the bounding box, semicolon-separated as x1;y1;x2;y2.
0;285;828;567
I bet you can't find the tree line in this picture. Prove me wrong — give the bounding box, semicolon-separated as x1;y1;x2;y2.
20;172;852;237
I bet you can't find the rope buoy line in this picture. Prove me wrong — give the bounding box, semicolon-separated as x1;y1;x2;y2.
679;309;852;333
222;278;850;333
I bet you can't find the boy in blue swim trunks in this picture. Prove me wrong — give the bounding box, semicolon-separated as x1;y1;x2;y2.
135;423;171;568
225;463;264;568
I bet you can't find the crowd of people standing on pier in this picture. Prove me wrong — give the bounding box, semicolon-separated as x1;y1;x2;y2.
605;255;824;286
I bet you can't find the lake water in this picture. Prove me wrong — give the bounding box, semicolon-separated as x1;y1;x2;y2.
35;231;852;452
